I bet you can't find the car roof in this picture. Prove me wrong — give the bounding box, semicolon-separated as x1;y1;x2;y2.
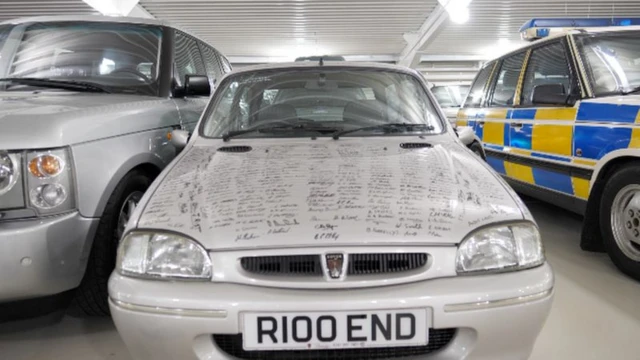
228;61;422;77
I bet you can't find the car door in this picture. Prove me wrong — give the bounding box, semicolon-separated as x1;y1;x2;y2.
173;31;210;133
511;39;582;197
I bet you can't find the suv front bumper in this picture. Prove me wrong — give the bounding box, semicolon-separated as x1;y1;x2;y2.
0;212;98;302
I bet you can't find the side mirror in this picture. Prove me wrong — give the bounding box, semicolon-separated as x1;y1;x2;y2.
531;83;569;105
184;75;211;97
457;126;475;146
170;129;190;151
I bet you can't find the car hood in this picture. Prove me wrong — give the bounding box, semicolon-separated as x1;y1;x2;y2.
0;90;166;149
137;138;525;251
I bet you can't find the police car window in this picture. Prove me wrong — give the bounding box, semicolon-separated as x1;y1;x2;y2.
489;52;526;107
174;32;206;86
463;64;493;108
577;32;640;96
521;42;572;107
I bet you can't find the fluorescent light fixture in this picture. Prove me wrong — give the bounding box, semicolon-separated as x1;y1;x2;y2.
83;0;139;16
438;0;472;24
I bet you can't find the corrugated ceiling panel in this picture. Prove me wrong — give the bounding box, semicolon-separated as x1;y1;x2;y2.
0;0;95;22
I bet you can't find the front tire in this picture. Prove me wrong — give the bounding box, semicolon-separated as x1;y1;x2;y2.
600;164;640;281
73;170;151;315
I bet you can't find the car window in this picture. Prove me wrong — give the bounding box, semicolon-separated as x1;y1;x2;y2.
199;43;223;88
0;22;162;96
489;53;526;107
576;31;640;96
432;85;470;108
521;41;572;107
463;63;494;108
174;31;206;86
201;68;443;138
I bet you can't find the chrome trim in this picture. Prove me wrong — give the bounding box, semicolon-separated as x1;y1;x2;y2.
444;289;553;313
110;298;228;318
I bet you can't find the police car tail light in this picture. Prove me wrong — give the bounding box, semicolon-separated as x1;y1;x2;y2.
519;17;640;41
456;222;544;274
26;147;76;214
117;232;212;280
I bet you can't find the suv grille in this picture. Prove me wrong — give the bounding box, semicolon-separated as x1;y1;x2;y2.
213;329;456;360
240;253;428;277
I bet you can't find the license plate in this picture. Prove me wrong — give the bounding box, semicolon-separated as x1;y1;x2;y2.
242;309;428;351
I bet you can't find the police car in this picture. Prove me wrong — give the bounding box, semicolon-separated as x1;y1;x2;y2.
457;18;640;280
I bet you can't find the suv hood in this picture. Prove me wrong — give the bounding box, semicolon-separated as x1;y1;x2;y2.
137;138;525;251
0;91;166;149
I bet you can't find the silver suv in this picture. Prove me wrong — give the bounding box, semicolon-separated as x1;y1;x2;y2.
0;15;230;315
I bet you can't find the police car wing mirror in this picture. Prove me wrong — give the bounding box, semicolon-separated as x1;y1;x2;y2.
532;83;570;106
457;126;475;146
170;129;190;150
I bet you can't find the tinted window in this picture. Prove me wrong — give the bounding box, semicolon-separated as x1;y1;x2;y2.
521;41;572;106
174;32;206;86
0;22;162;96
199;43;223;87
577;31;640;96
490;53;525;107
201;69;443;138
463;64;494;108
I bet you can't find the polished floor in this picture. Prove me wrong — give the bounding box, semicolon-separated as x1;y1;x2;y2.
1;198;640;360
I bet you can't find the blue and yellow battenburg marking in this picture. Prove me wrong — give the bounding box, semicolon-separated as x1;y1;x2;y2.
458;101;640;200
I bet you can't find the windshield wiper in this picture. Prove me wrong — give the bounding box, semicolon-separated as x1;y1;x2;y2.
622;85;640;95
332;123;435;140
0;77;111;93
222;123;341;142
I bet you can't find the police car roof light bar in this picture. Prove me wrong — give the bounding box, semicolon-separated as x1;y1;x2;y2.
519;17;640;41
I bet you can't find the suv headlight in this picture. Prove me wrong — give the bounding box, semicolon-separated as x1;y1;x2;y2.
116;232;212;280
26;148;76;214
0;151;20;196
456;222;544;274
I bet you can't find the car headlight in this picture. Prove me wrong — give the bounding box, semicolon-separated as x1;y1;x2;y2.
0;151;20;196
456;222;544;274
26;148;75;215
117;232;212;280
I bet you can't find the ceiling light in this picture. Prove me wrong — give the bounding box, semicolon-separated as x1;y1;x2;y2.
83;0;138;16
438;0;472;24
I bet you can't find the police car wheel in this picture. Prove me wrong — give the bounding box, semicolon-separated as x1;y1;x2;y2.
73;170;152;316
469;141;486;160
600;165;640;281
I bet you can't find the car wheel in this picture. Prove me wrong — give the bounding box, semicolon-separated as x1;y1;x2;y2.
73;170;151;315
469;141;486;160
600;165;640;281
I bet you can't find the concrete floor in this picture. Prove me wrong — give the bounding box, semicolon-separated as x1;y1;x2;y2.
1;198;640;360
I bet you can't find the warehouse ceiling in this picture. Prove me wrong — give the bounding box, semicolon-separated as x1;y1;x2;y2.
4;0;640;72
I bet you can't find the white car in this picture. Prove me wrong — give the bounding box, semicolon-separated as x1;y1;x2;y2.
108;62;554;360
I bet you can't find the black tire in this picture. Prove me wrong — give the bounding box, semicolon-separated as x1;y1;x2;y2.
469;141;486;160
599;164;640;281
73;170;152;315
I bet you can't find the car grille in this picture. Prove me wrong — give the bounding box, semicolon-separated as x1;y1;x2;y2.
213;329;456;360
240;253;428;277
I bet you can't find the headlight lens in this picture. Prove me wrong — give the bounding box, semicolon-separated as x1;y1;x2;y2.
117;232;212;280
29;184;68;209
456;223;544;274
0;151;19;196
28;154;64;178
26;148;75;214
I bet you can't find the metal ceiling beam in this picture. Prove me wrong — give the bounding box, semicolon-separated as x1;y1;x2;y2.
397;4;449;68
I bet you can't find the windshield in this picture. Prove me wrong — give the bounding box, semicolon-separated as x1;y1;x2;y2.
431;85;470;108
201;68;444;138
0;21;162;96
576;31;640;96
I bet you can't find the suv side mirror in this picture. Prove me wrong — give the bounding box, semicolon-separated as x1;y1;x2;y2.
184;75;211;96
170;129;190;151
532;83;570;105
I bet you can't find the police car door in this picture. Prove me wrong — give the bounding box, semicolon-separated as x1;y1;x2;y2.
457;62;496;137
508;39;582;199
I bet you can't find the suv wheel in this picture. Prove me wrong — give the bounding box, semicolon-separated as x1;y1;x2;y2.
73;170;151;315
600;165;640;281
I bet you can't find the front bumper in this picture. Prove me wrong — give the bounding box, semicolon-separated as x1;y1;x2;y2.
109;263;554;360
0;212;99;302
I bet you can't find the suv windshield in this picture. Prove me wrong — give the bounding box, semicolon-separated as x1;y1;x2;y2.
201;68;444;138
576;30;640;96
431;85;470;108
0;21;162;96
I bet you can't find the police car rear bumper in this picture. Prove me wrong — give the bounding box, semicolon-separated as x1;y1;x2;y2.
108;263;553;360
